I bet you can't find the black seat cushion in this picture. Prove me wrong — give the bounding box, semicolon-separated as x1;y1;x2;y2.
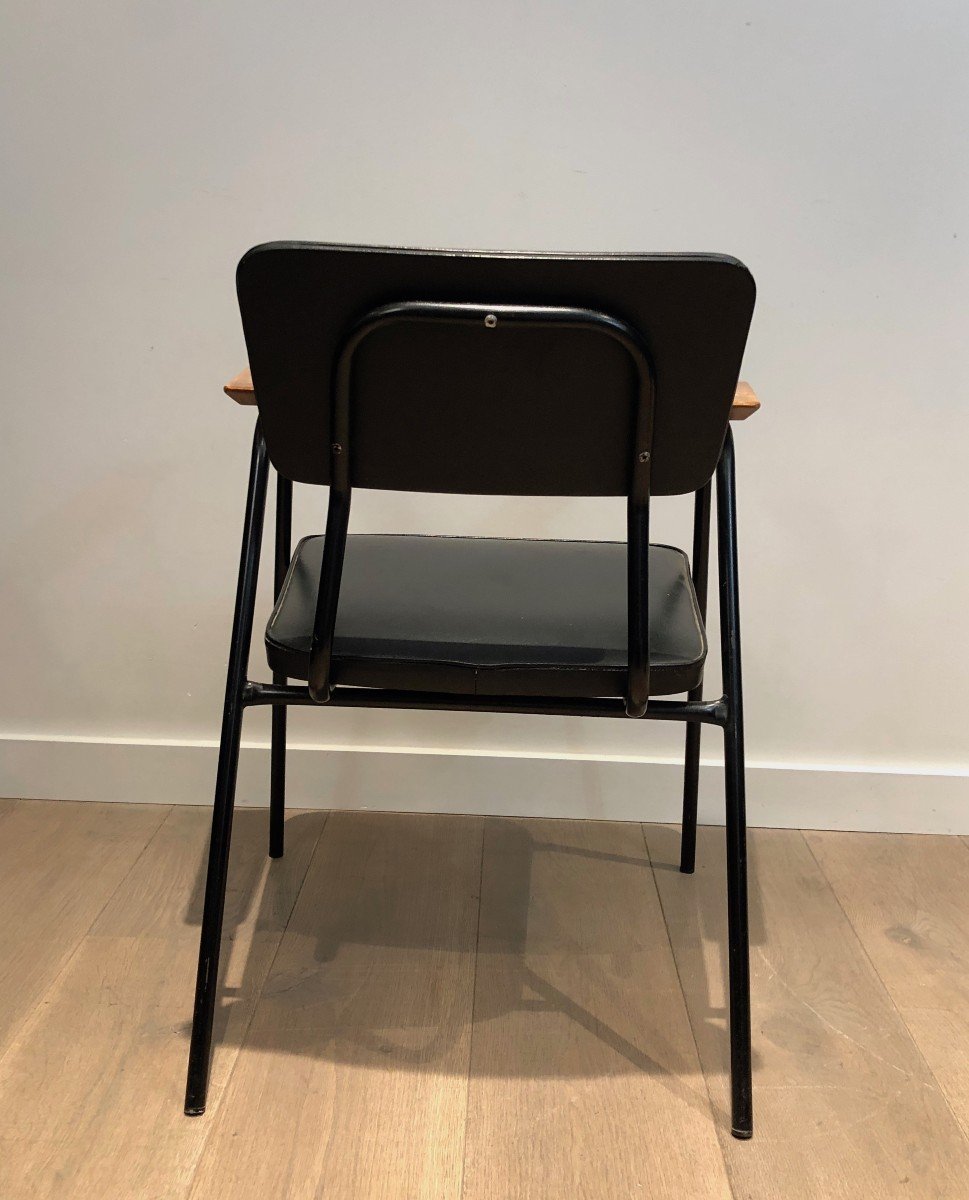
266;535;706;698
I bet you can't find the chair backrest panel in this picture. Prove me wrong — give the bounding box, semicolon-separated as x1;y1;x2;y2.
237;243;755;497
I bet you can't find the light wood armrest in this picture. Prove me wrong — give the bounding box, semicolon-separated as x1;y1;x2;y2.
225;366;760;420
224;367;256;405
729;381;760;420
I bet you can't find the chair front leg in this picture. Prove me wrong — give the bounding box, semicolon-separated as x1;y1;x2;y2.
717;428;753;1139
185;424;269;1117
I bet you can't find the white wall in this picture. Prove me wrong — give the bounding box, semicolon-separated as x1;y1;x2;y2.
2;0;968;830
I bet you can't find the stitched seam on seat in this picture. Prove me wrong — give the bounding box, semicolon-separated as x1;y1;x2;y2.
314;655;686;678
268;654;699;698
665;544;708;666
266;534;319;644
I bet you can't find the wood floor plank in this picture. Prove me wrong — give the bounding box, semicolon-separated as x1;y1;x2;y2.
807;830;969;1141
0;805;326;1200
188;810;483;1200
10;801;969;1200
0;798;169;1057
462;818;731;1200
646;824;969;1198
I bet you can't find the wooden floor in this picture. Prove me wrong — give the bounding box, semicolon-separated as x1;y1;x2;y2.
3;801;969;1197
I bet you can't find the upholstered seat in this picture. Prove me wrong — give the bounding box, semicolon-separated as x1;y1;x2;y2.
266;534;705;697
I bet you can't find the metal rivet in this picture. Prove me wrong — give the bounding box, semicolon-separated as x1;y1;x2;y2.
484;313;498;328
638;450;650;463
331;443;343;455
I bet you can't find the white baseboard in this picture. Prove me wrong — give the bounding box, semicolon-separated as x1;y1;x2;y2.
1;733;967;834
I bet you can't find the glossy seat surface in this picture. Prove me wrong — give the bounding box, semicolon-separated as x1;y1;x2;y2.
266;534;706;697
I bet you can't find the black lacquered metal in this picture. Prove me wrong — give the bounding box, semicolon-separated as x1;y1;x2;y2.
185;424;268;1116
305;301;656;717
244;682;726;725
269;473;292;858
716;427;752;1138
680;479;712;873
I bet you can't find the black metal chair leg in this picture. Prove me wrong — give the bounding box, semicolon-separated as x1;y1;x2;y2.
717;428;752;1139
680;481;711;873
269;474;292;859
269;706;287;859
185;426;269;1117
724;712;752;1138
680;719;701;873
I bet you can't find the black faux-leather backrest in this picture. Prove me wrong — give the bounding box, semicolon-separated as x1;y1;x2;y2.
236;243;755;497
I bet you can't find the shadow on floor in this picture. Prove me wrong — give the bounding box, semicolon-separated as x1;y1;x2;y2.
179;805;765;1111
643;820;767;1109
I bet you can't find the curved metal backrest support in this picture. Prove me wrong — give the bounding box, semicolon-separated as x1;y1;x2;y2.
307;301;656;714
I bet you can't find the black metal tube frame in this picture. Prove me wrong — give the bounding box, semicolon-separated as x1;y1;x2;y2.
717;427;752;1137
185;331;751;1139
680;480;712;873
242;682;726;723
269;474;292;858
184;424;268;1116
305;301;656;718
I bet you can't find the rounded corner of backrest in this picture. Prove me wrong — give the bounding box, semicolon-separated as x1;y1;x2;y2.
721;255;757;312
236;242;287;297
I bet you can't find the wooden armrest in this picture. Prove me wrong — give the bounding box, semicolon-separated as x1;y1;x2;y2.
224;367;256;405
729;381;760;420
225;366;761;420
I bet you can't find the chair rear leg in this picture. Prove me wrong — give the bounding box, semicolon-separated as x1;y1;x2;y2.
723;710;752;1138
268;474;292;859
269;705;287;859
717;428;752;1139
680;714;702;873
680;481;711;874
185;426;269;1117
